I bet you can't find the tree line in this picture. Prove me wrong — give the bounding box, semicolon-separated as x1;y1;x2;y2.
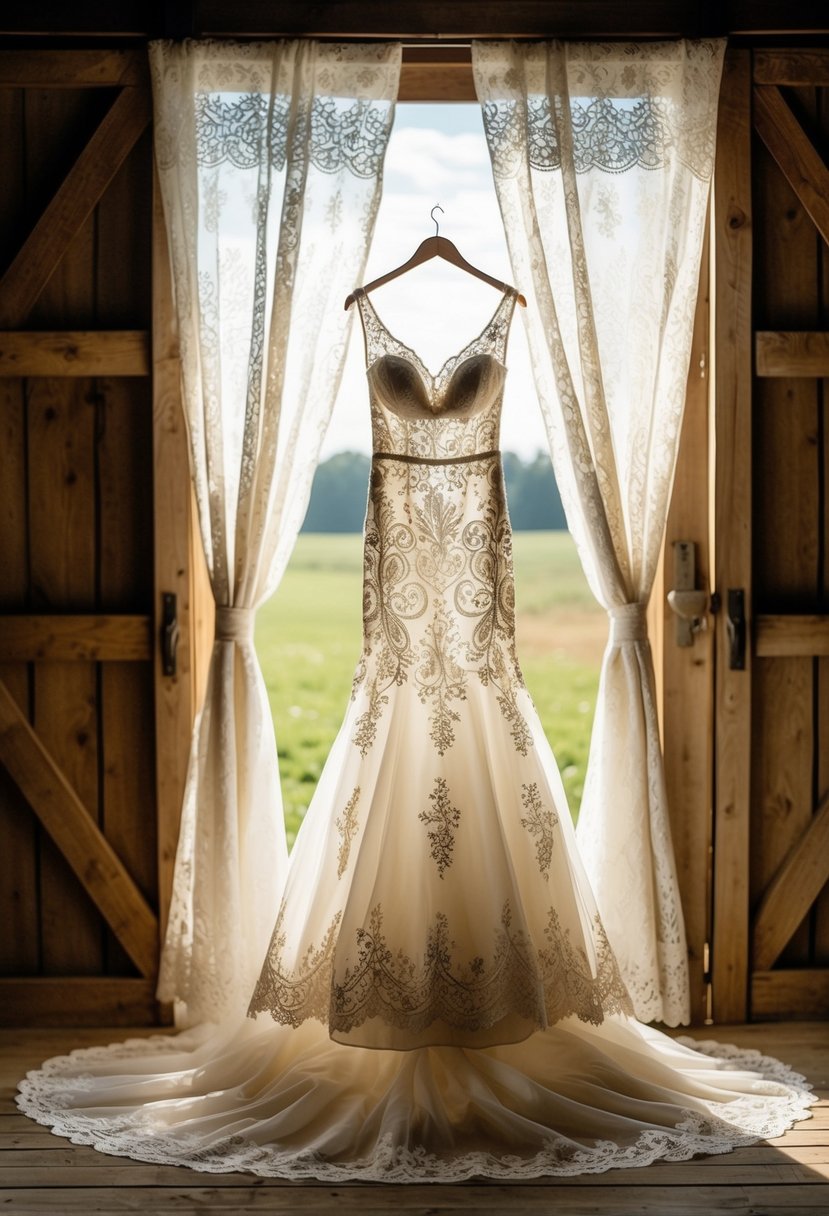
302;450;567;533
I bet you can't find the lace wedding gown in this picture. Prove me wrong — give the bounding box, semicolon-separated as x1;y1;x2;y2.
17;287;814;1180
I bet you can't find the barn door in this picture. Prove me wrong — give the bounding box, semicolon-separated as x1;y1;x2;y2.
711;48;829;1023
0;51;202;1026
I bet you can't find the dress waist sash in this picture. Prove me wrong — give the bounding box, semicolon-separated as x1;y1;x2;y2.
372;449;500;467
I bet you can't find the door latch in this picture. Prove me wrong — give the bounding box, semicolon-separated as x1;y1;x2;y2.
666;541;709;647
161;592;179;677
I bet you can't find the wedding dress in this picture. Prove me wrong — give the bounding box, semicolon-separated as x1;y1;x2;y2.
17;286;814;1180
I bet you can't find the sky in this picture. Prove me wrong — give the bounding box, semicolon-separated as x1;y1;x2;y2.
320;103;549;461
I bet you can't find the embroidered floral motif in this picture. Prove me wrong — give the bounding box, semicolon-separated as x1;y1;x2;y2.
520;782;558;879
249;899;633;1037
415;604;467;754
335;787;361;879
418;778;462;877
247;907;342;1027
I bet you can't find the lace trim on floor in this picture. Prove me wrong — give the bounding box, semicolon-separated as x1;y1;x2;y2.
15;1035;816;1183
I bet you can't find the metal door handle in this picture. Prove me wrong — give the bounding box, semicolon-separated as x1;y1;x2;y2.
726;589;746;671
161;592;179;677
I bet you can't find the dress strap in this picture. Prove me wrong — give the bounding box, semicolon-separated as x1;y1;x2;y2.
352;286;389;368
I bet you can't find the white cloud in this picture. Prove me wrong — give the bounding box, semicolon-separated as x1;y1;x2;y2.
321;119;548;463
383;127;491;192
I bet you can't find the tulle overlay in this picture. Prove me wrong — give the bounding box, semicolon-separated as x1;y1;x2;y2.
16;1018;815;1181
16;282;817;1176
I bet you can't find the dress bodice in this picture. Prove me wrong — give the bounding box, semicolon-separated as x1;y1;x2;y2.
355;287;517;459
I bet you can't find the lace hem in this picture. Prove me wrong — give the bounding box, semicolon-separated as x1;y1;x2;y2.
16;1035;816;1183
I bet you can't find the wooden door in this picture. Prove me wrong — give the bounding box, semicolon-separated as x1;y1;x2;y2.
711;48;829;1023
0;51;201;1026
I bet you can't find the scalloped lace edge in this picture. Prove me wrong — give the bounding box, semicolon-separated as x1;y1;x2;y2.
15;1034;817;1182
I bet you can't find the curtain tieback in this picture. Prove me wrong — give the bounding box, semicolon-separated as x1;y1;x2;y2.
608;602;648;645
215;606;255;643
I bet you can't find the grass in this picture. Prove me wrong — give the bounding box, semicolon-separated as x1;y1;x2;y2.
255;531;605;847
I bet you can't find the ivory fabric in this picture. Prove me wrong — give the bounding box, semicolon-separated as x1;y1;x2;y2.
17;282;814;1177
472;39;726;1025
149;38;401;1025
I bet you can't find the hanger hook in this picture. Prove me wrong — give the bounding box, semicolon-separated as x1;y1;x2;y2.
430;203;444;238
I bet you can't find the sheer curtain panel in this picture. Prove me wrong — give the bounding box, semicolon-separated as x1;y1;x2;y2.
473;39;725;1024
150;39;401;1025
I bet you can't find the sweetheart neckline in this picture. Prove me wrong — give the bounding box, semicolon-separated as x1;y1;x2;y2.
357;285;513;388
366;351;508;419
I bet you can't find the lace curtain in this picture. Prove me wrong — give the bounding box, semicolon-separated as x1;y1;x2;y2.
473;39;725;1024
150;38;401;1025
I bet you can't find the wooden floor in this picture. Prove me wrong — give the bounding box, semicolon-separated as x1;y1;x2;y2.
0;1022;826;1215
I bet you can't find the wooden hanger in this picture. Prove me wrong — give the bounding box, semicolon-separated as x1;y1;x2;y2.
344;205;527;310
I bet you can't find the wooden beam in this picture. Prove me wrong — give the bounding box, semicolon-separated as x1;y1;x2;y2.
190;1;829;37
753;85;829;250
0;979;158;1028
754;49;829;85
0;85;151;329
752;794;829;971
658;217;714;1026
152;169;200;948
0;331;150;377
712;49;753;1025
0;679;158;978
756;331;829;377
399;49;476;102
756;614;829;656
0;615;152;662
751;968;829;1019
0;50;146;88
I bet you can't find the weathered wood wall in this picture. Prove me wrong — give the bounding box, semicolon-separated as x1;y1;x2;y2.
712;49;829;1022
0;71;161;1024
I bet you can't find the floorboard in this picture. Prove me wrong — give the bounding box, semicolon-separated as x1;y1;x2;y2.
2;1022;827;1214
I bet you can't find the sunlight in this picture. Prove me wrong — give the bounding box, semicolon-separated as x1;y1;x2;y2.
321;103;548;461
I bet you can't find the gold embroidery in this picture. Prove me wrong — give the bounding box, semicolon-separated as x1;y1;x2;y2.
415;604;466;754
520;782;558;879
247;907;342;1028
336;787;361;879
352;456;532;758
249;900;633;1037
418;777;461;878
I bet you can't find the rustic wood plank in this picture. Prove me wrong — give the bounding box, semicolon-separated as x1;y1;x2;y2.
816;83;829;976
750;81;821;980
188;0;829;37
0;680;158;977
2;1161;829;1187
753;793;829;971
399;63;477;102
2;1183;829;1211
750;661;814;971
0;50;146;88
0;85;151;328
96;128;156;983
756;614;829;655
24;87;102;980
752;969;829;1019
152;169;199;956
756;331;829;376
0;331;150;377
0;616;151;662
0;86;37;975
753;85;829;249
712;49;753;1024
27;380;101;977
0;979;158;1028
754;50;829;86
660;218;713;1025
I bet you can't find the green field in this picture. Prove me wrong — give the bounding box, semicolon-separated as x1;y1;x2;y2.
256;531;605;847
